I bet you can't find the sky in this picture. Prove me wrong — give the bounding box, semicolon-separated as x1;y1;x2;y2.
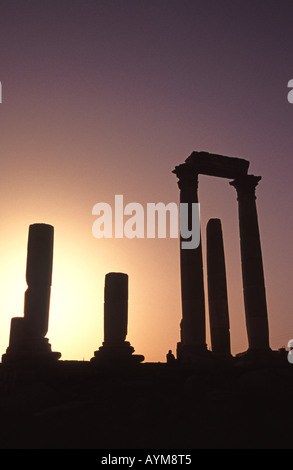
0;0;292;362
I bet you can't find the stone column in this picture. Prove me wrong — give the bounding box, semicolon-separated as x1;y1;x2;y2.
91;272;144;364
24;223;54;338
172;163;207;359
230;175;271;352
2;224;61;364
104;272;128;343
206;219;231;356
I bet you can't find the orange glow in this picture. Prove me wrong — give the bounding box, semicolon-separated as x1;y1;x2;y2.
0;181;248;363
1;0;292;360
0;157;288;363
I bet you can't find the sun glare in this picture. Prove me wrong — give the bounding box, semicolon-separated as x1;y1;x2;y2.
0;250;27;360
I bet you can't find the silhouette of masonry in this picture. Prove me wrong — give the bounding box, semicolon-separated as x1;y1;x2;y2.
173;151;272;361
91;272;144;364
230;175;271;355
206;218;231;356
2;224;61;364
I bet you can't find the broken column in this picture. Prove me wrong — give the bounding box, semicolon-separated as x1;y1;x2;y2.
206;218;231;356
2;223;61;364
230;175;271;354
91;272;144;364
172;163;208;361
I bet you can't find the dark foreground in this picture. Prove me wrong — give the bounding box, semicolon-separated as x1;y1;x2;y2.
0;353;292;450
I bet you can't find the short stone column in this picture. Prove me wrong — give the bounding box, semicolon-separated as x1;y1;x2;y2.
172;163;207;360
230;175;271;353
104;272;128;343
91;272;144;365
206;219;231;356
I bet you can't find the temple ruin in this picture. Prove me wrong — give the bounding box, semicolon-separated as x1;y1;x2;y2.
0;151;275;366
172;150;272;362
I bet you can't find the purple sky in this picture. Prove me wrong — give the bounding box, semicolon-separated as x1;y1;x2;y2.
0;1;292;361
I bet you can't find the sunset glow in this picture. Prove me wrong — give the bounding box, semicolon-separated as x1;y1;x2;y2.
0;1;292;363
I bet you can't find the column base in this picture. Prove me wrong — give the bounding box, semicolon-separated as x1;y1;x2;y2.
236;347;272;358
91;341;144;366
176;342;212;366
211;351;234;363
1;338;61;366
235;347;282;365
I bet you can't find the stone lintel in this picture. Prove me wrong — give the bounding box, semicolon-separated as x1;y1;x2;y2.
181;151;250;179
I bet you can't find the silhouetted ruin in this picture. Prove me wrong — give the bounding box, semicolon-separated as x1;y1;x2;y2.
230;175;271;355
207;218;231;356
172;151;273;362
91;272;144;365
173;163;208;363
2;224;61;365
1;152;275;367
0;151;291;450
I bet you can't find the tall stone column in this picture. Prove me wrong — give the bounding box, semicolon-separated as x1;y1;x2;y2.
172;163;207;359
24;223;54;339
91;272;144;364
2;223;61;364
230;175;271;353
206;218;231;356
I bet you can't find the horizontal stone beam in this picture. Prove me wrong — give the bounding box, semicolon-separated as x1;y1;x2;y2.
182;151;250;179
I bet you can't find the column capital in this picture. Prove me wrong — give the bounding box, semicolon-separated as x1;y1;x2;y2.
172;163;198;190
230;175;262;199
